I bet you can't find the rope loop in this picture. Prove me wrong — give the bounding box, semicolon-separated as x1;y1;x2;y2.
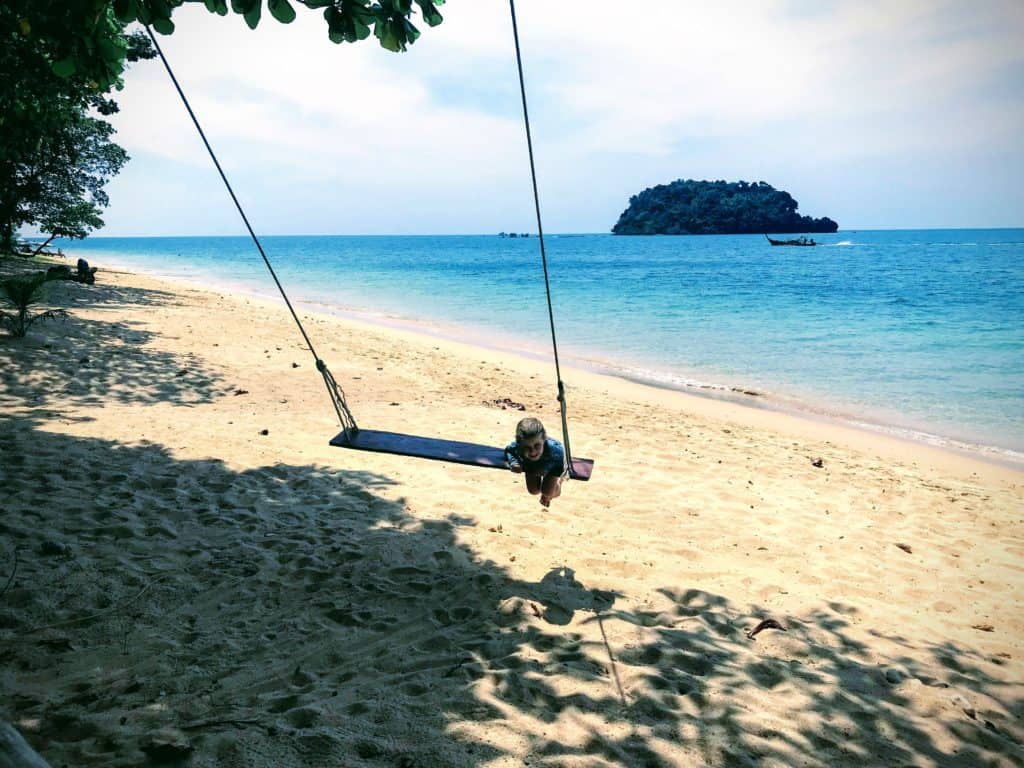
319;361;359;435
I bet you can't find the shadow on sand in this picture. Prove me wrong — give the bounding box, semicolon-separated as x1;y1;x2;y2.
1;268;1020;767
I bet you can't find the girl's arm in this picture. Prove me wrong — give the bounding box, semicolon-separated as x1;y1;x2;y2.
504;441;523;471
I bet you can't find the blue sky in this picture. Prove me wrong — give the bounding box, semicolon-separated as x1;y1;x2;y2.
92;0;1023;235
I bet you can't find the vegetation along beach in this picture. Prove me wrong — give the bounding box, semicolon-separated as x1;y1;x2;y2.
2;2;1022;767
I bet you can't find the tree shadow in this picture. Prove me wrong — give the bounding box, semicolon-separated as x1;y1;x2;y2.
0;417;627;766
0;256;185;315
4;416;1020;767
503;589;1023;767
1;275;224;411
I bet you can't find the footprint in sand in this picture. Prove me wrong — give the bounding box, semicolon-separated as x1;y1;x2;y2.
418;635;453;652
432;549;455;566
618;645;663;667
671;651;714;677
285;706;320;728
268;693;302;713
144;523;177;538
96;523;137;540
629;694;678;723
401;681;429;697
748;660;790;688
388;566;430;578
650;671;694;695
321;605;364;627
335;548;365;563
449;605;476;621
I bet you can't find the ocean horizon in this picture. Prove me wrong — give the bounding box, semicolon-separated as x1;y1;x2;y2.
51;228;1024;465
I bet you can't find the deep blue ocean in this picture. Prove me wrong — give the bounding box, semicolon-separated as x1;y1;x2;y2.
55;230;1024;463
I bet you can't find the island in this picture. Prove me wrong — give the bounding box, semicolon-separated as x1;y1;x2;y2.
611;179;838;235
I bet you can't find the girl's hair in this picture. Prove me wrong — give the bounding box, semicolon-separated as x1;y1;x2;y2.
515;417;545;443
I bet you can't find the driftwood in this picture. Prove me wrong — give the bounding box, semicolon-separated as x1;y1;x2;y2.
0;722;52;768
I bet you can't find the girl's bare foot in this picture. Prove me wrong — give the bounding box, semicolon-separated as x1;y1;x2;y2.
540;495;551;508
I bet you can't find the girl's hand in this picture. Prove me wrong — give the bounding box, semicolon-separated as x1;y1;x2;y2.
510;464;523;473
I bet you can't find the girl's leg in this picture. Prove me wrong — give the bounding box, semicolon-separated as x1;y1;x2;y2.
525;473;542;495
539;474;563;507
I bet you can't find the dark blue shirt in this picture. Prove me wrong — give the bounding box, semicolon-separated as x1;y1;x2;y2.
504;437;565;476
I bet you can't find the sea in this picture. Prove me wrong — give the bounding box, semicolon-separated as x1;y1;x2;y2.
53;229;1024;466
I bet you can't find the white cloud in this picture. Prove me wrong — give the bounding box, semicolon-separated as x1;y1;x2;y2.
100;0;1024;233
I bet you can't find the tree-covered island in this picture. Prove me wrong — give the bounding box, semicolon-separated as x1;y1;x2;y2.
612;179;838;235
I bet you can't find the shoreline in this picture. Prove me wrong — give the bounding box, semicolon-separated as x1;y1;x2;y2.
90;253;1024;475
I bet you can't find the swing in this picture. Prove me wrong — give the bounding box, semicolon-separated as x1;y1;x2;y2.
329;429;594;480
146;1;593;482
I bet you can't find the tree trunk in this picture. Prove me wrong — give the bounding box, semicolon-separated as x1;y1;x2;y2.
0;223;14;255
30;235;57;259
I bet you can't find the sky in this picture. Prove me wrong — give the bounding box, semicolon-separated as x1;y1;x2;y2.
91;0;1024;236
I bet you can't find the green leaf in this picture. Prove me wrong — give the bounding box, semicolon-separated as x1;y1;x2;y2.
97;37;125;63
343;0;376;27
402;17;420;43
151;0;174;19
243;1;262;29
112;0;134;23
152;17;175;34
325;5;370;43
375;23;400;51
52;58;77;77
268;0;296;23
232;0;260;15
415;0;443;26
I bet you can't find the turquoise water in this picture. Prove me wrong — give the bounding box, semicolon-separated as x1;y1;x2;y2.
56;230;1024;462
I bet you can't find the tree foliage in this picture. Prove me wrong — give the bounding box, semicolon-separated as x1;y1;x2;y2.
612;179;839;236
0;4;141;252
13;0;445;94
2;1;444;251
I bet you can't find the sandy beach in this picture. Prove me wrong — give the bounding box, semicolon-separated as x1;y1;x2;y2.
1;258;1022;767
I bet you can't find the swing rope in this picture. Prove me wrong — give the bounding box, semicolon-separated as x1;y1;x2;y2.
508;0;577;476
144;25;358;436
147;16;581;475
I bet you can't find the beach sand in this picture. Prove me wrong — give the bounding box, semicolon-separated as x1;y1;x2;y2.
1;259;1022;767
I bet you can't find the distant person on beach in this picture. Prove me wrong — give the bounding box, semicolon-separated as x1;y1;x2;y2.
504;417;565;507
